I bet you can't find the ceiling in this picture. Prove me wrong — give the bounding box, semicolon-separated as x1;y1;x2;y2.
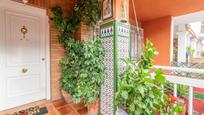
131;0;204;22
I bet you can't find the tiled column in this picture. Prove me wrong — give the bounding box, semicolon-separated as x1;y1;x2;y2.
100;0;130;114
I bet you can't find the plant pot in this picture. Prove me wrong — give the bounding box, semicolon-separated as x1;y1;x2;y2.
87;99;99;115
74;22;94;41
61;90;72;104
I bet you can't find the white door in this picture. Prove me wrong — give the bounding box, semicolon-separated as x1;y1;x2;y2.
0;0;50;111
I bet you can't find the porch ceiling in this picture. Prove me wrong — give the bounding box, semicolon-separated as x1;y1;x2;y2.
134;0;204;22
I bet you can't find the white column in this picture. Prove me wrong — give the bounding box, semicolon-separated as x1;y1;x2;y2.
177;24;188;63
173;83;177;97
177;32;188;63
188;86;193;115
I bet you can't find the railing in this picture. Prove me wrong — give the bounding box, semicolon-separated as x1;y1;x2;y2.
154;66;204;115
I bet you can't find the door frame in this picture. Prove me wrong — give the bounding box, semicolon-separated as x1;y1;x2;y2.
0;0;50;110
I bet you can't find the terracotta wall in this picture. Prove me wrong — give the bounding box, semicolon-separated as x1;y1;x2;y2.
49;23;65;100
49;0;74;101
142;16;172;66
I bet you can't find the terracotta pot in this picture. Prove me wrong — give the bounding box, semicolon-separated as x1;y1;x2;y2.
61;90;73;104
88;99;99;115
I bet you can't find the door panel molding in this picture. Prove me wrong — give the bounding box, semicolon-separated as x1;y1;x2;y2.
0;0;50;111
0;7;6;111
5;10;41;67
7;75;41;97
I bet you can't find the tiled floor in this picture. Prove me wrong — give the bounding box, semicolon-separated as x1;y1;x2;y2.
46;99;88;115
0;99;88;115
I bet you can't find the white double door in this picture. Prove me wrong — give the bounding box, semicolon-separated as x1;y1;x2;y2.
0;0;49;111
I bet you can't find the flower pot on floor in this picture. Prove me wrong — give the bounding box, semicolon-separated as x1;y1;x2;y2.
88;99;99;115
61;90;72;104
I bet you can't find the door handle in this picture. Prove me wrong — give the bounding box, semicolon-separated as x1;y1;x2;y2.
22;68;28;73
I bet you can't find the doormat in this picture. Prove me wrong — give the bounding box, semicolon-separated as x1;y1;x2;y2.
6;106;48;115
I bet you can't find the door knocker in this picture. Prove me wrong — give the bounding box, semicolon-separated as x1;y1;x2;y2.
21;68;28;74
20;25;28;41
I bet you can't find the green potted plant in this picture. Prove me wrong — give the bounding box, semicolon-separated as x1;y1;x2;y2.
177;85;188;115
60;37;104;115
51;1;104;114
186;46;195;56
115;40;183;114
166;84;188;114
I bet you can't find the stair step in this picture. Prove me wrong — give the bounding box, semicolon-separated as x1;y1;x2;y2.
57;104;70;110
69;102;86;111
58;105;74;114
78;108;88;115
53;99;67;108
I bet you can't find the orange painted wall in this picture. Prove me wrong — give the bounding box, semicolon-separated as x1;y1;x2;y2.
142;16;172;66
133;0;204;22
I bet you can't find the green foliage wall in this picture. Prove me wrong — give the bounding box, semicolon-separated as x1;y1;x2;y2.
51;0;105;106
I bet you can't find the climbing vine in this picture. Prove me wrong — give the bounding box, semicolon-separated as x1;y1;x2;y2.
51;0;105;106
51;0;100;44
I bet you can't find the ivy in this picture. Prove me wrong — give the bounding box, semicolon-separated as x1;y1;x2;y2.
115;40;184;114
61;37;105;105
51;0;105;106
51;0;100;43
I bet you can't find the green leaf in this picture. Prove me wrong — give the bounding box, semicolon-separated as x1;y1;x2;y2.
121;91;128;99
138;86;145;97
129;103;135;112
155;74;165;84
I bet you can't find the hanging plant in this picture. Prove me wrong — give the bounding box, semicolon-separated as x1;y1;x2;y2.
51;0;105;108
